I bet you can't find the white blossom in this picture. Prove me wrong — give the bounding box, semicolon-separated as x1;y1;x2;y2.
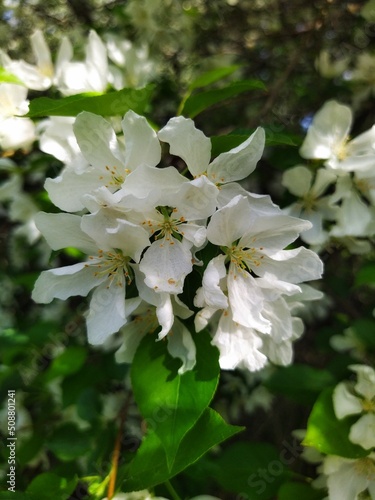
333;365;375;450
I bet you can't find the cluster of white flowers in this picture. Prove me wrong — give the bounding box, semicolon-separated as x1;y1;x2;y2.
0;30;155;152
31;109;323;373
299;365;375;500
282;100;375;253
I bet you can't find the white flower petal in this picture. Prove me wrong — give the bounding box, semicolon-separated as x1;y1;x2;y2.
227;264;271;333
256;247;323;283
349;413;375;449
140;236;193;293
35;212;97;254
282;165;313;197
73;112;125;171
32;263;101;303
333;382;363;419
300;100;352;160
121;110;161;169
350;364;375;400
326;459;370;500
118;165;187;211
158;116;211;176
194;255;228;309
81;213;150;262
212;311;267;371
167;319;196;374
155;292;174;339
174;176;218;220
207;195;255;246
208;127;265;183
86;280;126;344
44;166;106;212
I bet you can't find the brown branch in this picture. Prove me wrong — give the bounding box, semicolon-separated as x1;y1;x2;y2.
107;391;133;500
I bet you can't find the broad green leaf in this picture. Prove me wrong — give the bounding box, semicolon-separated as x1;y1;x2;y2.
18;434;44;465
131;329;220;470
354;263;375;287
265;364;336;405
278;482;325;500
304;388;369;458
0;493;32;499
77;387;102;422
48;424;92;461
122;408;243;491
212;442;287;500
181;80;266;118
26;473;77;500
0;329;29;365
188;65;241;91
0;67;24;85
26;85;154;118
43;346;87;381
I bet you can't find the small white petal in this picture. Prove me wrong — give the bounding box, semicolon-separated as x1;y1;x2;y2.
300;100;352;160
282;165;313;197
167;319;196;374
208;127;265;183
194;255;228;309
140;236;193;294
350;364;375;400
227;264;271;333
35;212;97;254
74;112;125;171
349;413;375;449
32;263;101;303
121;110;161;169
87;280;126;344
158;116;211;176
333;382;363;419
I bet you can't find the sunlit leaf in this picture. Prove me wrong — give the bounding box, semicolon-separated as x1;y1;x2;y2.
26;85;154;117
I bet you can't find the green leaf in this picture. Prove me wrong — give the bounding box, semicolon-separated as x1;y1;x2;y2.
0;493;32;499
76;387;102;422
354;263;375;287
43;346;87;381
304;388;369;458
48;424;92;461
26;472;77;500
212;442;287;499
265;364;336;405
181;80;266;118
188;65;241;91
131;329;220;470
278;482;325;500
122;408;243;491
18;434;44;465
26;85;154;117
0;67;24;85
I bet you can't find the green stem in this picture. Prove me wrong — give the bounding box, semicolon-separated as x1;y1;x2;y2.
164;480;182;500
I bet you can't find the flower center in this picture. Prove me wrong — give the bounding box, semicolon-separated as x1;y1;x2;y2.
362;398;375;413
226;244;265;272
354;456;375;481
102;165;131;188
334;137;350;161
86;249;132;287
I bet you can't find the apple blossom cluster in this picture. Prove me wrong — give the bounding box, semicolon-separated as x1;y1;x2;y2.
32;110;323;373
282;100;375;254
0;30;155;151
300;365;375;500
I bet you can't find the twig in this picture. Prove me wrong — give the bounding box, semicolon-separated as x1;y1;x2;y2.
107;391;133;500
